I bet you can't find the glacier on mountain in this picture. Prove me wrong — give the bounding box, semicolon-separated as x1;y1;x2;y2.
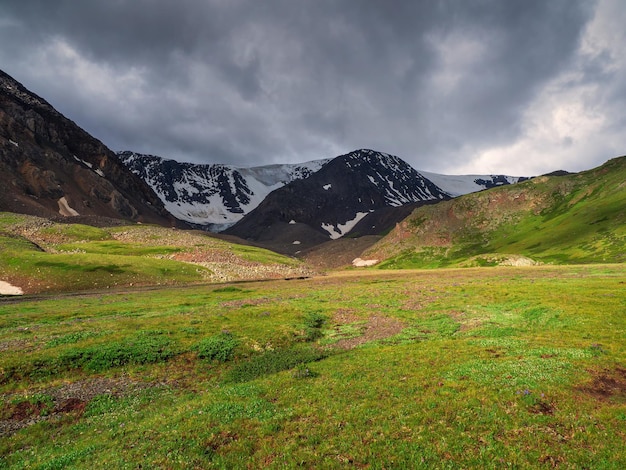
118;151;330;230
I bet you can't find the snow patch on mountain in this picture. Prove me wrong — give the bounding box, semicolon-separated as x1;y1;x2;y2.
322;211;370;239
0;280;23;295
73;155;105;178
58;197;79;217
352;257;378;267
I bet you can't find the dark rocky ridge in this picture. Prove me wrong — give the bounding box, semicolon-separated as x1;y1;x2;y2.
0;69;180;226
224;149;451;253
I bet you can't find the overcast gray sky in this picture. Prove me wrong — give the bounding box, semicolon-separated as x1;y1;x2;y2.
1;0;624;175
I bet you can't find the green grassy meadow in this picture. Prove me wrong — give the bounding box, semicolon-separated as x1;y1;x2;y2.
2;264;625;468
0;214;308;294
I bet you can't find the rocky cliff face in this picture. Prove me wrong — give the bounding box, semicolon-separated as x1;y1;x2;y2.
0;69;179;225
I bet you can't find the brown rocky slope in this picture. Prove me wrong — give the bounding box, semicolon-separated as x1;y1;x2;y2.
0;69;180;226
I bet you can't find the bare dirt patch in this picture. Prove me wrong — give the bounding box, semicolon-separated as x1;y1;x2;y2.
220;293;306;309
528;399;555;415
401;288;443;311
332;315;405;350
0;376;157;436
204;430;239;457
447;309;482;332
578;367;626;401
3;400;48;421
220;297;273;308
55;397;87;414
332;308;362;324
0;338;30;353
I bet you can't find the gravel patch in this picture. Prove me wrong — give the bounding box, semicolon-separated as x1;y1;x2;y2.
332;315;405;350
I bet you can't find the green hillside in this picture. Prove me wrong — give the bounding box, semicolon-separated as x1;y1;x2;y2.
0;214;310;294
367;156;626;268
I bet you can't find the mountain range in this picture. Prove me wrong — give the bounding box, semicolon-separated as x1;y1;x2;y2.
118;149;528;244
0;66;623;470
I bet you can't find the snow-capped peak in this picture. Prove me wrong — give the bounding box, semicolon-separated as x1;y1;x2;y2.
118;151;330;231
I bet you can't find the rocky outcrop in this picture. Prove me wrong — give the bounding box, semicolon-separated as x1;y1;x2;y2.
0;69;181;225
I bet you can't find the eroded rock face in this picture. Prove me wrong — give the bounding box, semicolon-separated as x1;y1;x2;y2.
0;69;180;225
18;161;63;198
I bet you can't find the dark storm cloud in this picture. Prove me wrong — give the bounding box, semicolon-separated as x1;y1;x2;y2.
0;0;618;174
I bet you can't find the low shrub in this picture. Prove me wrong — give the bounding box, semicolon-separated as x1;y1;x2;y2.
46;331;104;348
226;346;327;383
303;312;327;329
57;336;177;372
193;332;239;362
2;336;179;382
301;312;328;342
83;394;118;417
212;286;245;293
292;363;318;379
